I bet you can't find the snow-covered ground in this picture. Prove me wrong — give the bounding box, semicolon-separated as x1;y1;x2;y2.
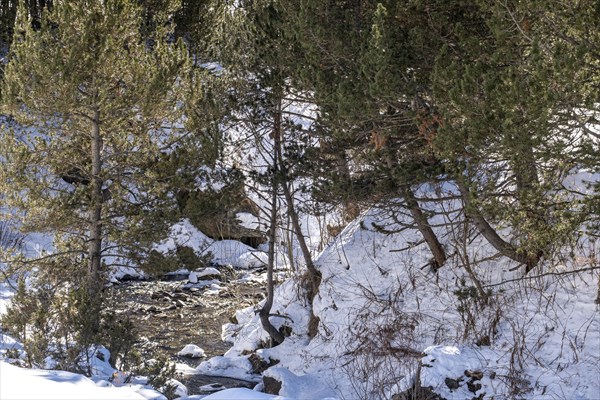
2;201;600;399
1;169;599;400
198;195;600;400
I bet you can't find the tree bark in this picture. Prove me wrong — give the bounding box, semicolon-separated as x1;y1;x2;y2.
457;179;540;272
258;107;285;345
403;187;446;270
273;98;321;338
88;107;103;301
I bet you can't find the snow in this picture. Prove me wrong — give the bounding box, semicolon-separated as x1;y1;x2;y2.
189;267;221;284
236;212;261;230
0;361;162;400
205;240;268;269
263;367;339;399
109;265;144;283
196;355;261;382
2;193;599;399
1;117;599;399
196;267;221;278
214;198;600;399
155;219;268;269
155;219;213;255
177;344;206;358
0;280;14;316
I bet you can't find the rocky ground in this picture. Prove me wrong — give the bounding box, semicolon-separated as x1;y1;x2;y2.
108;266;270;395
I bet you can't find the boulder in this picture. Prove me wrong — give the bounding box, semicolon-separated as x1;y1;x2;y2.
262;376;282;396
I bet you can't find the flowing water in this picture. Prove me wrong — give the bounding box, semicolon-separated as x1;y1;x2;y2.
109;268;267;395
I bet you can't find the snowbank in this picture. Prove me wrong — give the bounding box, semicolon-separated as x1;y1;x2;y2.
213;202;600;399
0;361;163;400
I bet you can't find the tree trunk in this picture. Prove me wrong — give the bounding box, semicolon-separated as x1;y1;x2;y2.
457;179;540;272
403;187;447;270
88;107;103;302
513;141;544;273
273;98;321;338
258;111;285;346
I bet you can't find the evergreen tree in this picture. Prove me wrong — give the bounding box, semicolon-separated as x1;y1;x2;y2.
291;0;451;269
0;0;190;351
432;0;596;271
199;0;323;343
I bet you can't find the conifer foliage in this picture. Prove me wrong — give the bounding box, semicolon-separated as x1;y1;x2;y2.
0;0;190;370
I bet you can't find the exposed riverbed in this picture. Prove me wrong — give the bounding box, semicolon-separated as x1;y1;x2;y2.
108;267;269;395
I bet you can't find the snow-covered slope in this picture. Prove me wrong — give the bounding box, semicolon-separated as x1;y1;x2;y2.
209;197;600;399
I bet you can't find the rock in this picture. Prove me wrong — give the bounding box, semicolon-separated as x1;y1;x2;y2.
188;188;267;248
392;386;444;400
177;344;206;358
146;306;159;313
248;353;279;374
278;325;292;338
445;377;461;390
262;376;282;395
175;300;186;308
151;290;172;300
166;304;177;311
172;292;188;300
199;383;226;393
467;381;482;394
465;370;483;380
189;272;198;284
195;267;222;281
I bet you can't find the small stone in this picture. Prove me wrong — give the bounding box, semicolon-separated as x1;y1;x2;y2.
445;377;461;390
198;383;226;393
467;381;482;394
465;370;483;380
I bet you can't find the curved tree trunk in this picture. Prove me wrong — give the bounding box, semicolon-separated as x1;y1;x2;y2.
273;98;321;338
457;180;541;273
258;112;285;346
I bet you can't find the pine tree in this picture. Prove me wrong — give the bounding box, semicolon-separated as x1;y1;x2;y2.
431;0;595;272
0;0;190;341
199;0;323;343
290;0;450;269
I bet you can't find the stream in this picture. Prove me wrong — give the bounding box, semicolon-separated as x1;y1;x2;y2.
109;267;267;396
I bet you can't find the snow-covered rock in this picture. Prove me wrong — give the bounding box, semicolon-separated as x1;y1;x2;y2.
196;355;260;382
177;344;206;358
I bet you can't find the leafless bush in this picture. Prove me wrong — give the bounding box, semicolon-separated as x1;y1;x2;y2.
338;279;425;400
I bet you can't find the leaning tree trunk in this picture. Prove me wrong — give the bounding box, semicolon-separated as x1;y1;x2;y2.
457;179;540;272
273;98;322;338
403;187;447;270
